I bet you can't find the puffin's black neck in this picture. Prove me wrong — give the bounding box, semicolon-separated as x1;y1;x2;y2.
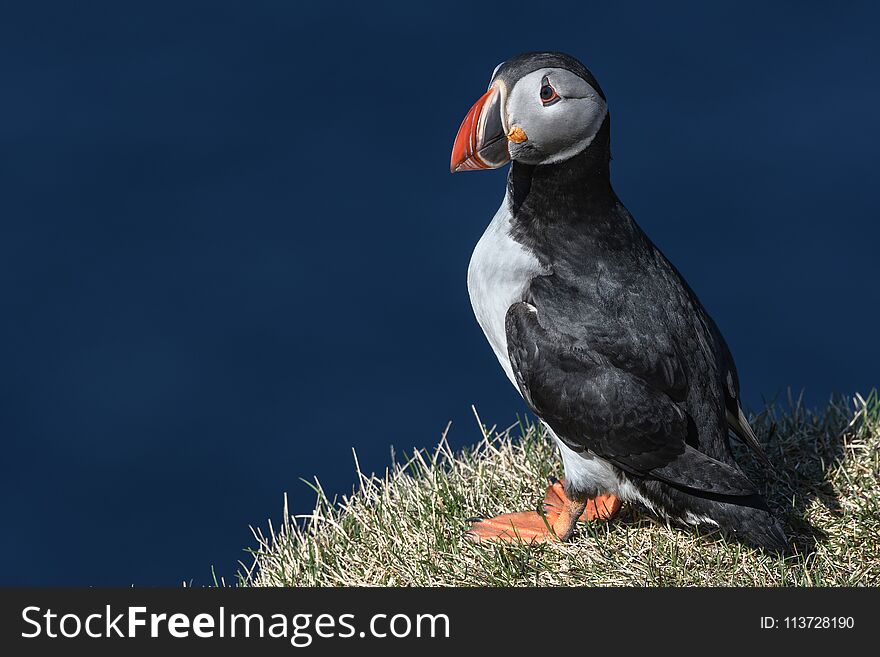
507;115;614;218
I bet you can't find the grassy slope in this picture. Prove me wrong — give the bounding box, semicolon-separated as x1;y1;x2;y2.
242;392;879;586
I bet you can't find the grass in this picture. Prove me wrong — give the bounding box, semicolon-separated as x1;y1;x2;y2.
240;391;880;586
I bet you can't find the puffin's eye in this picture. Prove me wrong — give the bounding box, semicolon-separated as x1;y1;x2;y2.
540;77;559;106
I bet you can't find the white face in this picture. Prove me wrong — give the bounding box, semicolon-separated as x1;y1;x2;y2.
501;67;607;166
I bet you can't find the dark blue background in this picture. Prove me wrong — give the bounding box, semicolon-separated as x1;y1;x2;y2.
2;1;877;585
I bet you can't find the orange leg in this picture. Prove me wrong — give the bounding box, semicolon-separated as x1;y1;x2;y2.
466;478;621;544
543;478;621;522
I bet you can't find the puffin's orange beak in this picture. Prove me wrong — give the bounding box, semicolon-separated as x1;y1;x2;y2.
450;84;510;173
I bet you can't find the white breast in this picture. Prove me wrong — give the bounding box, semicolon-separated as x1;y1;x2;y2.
467;195;547;387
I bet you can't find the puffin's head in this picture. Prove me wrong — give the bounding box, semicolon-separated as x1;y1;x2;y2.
450;52;607;172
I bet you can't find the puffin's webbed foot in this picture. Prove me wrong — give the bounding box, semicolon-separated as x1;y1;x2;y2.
544;478;621;522
465;479;621;544
465;510;558;544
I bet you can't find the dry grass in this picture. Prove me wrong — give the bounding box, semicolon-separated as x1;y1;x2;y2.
241;392;880;586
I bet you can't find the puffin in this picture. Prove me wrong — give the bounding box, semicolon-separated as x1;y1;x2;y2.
451;52;788;551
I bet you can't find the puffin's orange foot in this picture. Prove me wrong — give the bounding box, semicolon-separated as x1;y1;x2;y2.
465;511;557;544
465;479;620;545
544;478;621;522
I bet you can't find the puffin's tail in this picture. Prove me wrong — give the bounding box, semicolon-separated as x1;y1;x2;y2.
712;501;790;553
639;479;790;553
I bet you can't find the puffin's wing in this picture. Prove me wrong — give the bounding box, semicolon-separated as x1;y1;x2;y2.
506;302;758;496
